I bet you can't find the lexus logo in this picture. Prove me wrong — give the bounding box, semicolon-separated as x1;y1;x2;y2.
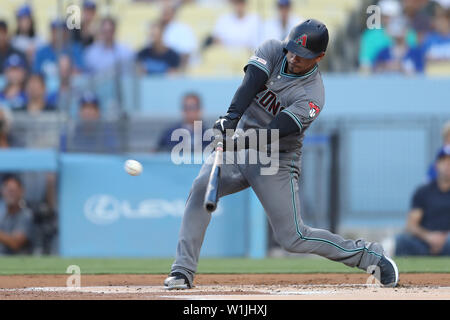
84;194;223;225
84;195;120;225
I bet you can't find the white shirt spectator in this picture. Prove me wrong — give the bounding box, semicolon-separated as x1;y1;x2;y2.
262;14;303;42
435;0;450;9
84;42;134;74
213;12;262;50
163;21;198;56
11;35;45;55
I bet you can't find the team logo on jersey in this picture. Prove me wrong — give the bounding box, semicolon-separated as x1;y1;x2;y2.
294;34;308;47
249;55;267;65
309;101;320;118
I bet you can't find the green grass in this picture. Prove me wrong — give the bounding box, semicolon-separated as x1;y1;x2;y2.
0;256;449;275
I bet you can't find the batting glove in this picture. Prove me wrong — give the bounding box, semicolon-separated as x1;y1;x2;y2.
213;112;241;136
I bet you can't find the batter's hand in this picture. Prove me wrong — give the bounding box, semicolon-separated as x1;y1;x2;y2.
213;112;240;136
211;128;246;152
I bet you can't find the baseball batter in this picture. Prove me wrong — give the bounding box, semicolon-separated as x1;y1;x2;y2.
164;19;399;289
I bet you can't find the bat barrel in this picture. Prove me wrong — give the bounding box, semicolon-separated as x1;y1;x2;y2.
203;141;223;213
204;165;220;213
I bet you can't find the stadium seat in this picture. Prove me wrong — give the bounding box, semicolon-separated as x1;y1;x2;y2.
187;45;250;77
426;61;450;76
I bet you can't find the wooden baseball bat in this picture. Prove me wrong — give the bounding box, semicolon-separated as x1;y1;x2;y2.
204;141;224;213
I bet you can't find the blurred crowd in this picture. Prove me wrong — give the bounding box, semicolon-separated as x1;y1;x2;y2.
0;0;302;143
360;0;450;75
0;0;301;81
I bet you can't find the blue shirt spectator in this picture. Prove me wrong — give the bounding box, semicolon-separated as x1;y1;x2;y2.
373;45;425;73
427;121;450;181
372;17;424;74
0;20;28;74
60;92;120;153
33;20;84;77
157;92;208;152
136;22;180;75
396;145;450;256
422;30;450;63
0;54;28;110
359;0;417;72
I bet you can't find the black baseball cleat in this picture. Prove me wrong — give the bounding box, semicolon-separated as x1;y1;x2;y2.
374;255;399;287
164;272;192;290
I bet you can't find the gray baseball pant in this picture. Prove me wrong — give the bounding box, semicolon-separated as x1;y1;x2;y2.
171;151;384;286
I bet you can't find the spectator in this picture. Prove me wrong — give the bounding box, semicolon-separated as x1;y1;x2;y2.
47;55;80;116
17;73;55;115
395;145;450;256
0;174;33;255
136;22;181;75
402;0;434;38
157;92;208;152
160;3;197;70
428;120;450;181
262;0;303;42
84;17;134;75
0;54;28;110
33;20;84;78
422;5;450;72
11;4;44;67
71;0;98;48
0;20;28;74
60;92;120;153
0;107;14;148
442;121;450;144
373;17;424;74
359;0;417;73
211;0;261;51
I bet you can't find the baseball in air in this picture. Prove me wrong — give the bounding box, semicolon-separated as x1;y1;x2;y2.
124;159;143;176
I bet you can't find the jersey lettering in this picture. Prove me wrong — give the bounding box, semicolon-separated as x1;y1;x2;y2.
259;91;276;108
256;88;285;116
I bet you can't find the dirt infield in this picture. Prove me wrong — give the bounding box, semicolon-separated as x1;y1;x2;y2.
0;274;449;300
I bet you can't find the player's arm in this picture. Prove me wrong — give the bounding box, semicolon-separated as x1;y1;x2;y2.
227;65;268;116
214;65;268;132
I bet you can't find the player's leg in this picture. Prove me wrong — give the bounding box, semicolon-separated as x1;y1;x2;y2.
245;154;394;281
167;151;249;288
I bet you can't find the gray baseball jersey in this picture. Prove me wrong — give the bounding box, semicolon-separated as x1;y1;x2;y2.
169;39;385;287
239;39;324;153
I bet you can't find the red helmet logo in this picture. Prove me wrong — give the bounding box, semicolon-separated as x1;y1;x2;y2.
294;34;307;47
